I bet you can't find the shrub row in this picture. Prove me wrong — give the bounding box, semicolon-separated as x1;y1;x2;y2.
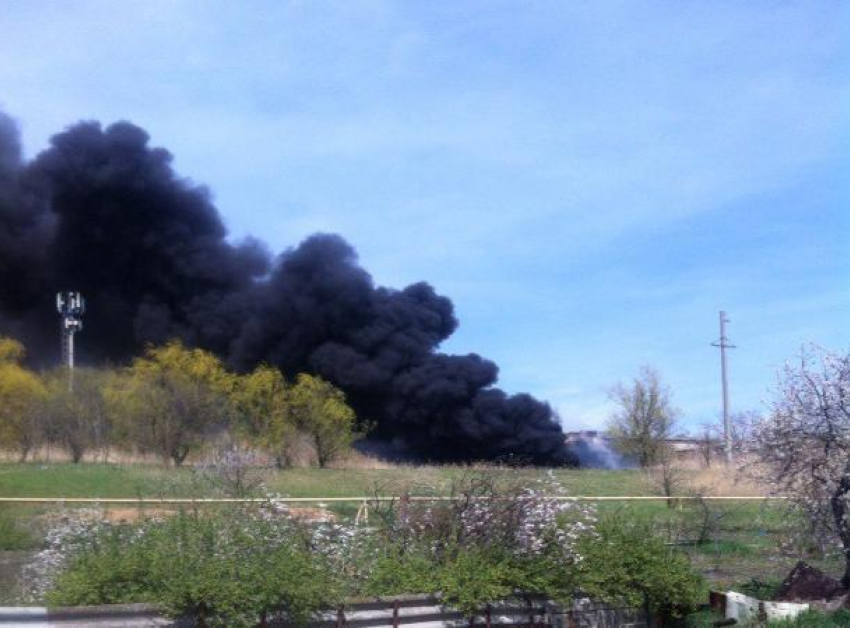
30;476;703;627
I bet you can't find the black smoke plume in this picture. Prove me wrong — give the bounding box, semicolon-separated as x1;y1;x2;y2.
0;112;575;465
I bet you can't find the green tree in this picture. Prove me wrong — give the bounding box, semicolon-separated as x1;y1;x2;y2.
0;337;46;461
607;366;678;467
116;340;235;465
43;367;116;463
289;374;359;468
231;365;297;467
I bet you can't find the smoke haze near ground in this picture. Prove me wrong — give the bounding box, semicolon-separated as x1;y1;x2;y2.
0;112;574;465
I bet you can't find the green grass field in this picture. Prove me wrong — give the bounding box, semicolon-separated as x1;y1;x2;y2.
0;462;653;498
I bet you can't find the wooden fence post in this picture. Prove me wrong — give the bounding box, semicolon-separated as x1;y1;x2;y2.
392;600;399;628
485;604;491;628
336;607;346;628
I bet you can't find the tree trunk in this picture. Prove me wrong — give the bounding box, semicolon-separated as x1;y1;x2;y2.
830;470;850;587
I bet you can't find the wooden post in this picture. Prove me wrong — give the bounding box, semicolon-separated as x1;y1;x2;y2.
393;600;399;628
336;607;346;628
527;597;535;628
485;604;492;628
758;602;768;624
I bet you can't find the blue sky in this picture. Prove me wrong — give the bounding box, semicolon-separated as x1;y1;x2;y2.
1;1;847;431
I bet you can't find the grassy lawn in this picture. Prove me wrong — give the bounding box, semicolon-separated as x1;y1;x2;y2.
0;462;192;498
0;462;654;498
687;609;850;627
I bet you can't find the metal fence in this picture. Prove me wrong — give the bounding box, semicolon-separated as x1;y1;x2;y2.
0;595;648;628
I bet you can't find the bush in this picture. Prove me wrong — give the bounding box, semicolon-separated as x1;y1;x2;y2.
38;475;703;625
0;508;38;550
359;472;593;610
574;514;704;620
435;549;516;615
44;524;159;604
364;548;561;615
363;550;437;598
46;509;337;627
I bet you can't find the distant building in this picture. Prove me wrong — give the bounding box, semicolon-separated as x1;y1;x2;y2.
564;430;723;466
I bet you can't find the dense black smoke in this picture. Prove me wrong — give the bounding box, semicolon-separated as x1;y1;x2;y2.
0;112;575;465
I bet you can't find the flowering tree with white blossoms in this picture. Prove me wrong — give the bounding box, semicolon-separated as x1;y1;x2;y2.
373;471;596;565
754;345;850;585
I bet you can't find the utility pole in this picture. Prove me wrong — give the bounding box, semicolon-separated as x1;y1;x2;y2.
711;311;735;464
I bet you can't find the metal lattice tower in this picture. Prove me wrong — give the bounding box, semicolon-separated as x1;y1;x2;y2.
57;292;85;378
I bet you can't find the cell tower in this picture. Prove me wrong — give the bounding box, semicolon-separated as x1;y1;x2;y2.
57;291;85;374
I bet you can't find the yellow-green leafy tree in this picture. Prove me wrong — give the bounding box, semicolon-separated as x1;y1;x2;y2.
231;364;298;468
0;337;46;461
116;340;235;465
288;373;359;468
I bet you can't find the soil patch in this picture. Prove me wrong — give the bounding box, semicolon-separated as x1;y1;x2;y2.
776;561;845;601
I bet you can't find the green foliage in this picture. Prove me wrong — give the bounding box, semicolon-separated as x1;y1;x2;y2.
362;550;438;598
232;368;360;468
40;484;705;626
0;337;26;363
435;549;515;615
575;514;703;619
0;463;656;498
147;513;332;627
46;525;159;604
363;548;568;615
689;539;754;557
684;609;722;628
0;507;38;550
769;609;850;627
0;337;46;460
736;576;781;600
231;364;293;463
47;510;337;628
607;366;677;467
43;368;115;463
115;341;235;465
288;373;359;467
